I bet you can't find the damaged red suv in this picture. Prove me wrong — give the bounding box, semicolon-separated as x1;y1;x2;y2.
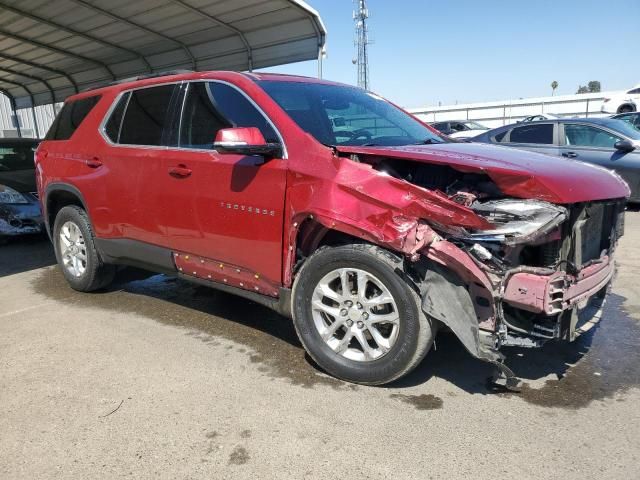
36;71;629;387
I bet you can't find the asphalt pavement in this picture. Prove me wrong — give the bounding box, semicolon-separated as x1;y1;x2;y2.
1;214;640;479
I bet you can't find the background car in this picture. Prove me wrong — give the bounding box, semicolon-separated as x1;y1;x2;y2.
473;118;640;201
612;111;640;130
429;120;488;138
0;138;43;240
518;113;563;122
601;85;640;114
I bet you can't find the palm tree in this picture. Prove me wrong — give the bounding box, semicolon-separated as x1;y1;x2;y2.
551;81;558;96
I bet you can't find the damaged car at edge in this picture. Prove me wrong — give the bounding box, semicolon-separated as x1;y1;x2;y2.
0;138;43;240
36;72;629;388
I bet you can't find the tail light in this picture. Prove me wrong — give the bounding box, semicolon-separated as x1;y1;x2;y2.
603;98;611;103
35;149;48;163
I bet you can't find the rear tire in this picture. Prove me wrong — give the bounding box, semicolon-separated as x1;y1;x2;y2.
618;104;635;114
291;244;436;385
53;205;115;292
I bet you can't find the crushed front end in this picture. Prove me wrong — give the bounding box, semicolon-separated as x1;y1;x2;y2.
0;191;43;237
418;197;625;389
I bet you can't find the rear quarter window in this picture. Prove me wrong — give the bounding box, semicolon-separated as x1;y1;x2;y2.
45;95;101;140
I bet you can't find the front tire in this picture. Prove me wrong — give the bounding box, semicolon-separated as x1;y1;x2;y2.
618;104;635;113
53;205;115;292
292;244;435;385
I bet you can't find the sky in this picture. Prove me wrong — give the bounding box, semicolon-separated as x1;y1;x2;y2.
260;0;640;108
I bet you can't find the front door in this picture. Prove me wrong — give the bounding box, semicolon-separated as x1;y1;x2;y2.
559;123;640;200
161;81;288;293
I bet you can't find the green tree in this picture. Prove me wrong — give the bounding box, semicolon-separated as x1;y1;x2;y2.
576;85;589;94
588;81;601;93
551;81;558;96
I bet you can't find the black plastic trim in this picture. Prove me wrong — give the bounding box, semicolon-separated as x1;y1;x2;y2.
94;238;176;274
43;182;88;238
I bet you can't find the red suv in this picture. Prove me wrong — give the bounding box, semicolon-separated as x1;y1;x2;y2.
36;71;629;387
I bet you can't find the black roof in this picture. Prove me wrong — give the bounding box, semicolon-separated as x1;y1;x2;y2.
0;138;40;145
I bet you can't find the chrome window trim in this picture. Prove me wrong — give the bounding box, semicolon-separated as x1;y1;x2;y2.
98;79;288;159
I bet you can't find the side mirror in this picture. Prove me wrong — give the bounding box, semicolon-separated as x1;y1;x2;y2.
214;127;282;158
614;139;635;152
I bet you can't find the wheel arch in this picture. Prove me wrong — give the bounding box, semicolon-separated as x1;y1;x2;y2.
44;183;88;238
288;217;374;287
617;103;637;113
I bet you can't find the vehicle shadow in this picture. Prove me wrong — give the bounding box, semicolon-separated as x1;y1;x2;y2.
108;268;606;397
391;328;594;394
0;234;56;277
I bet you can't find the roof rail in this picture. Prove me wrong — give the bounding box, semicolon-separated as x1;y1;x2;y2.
81;70;195;92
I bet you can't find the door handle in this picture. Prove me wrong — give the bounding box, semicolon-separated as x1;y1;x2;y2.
85;157;103;168
562;152;578;158
168;165;192;178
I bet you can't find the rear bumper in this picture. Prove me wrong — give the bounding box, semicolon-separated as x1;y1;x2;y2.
502;256;614;315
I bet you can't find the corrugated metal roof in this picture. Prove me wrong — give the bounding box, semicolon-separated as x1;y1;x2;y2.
0;0;326;108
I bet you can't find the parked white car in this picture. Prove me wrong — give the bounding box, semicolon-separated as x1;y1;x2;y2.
519;113;563;122
429;120;489;139
601;85;640;114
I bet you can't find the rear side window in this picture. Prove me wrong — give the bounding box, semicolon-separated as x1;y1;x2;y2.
104;92;130;143
119;85;176;146
177;82;278;150
45;95;101;140
509;123;553;144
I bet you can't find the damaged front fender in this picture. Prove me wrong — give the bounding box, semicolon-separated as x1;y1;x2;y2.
285;155;493;284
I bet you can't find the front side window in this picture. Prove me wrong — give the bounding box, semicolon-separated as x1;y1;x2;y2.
564;124;621;148
450;122;468;132
45;95;101;140
178;82;278;150
432;123;450;133
627;88;640;94
258;80;446;147
509;123;554;144
119;85;175;146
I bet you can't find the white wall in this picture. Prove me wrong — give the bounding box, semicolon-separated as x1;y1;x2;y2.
0;95;60;139
407;91;618;128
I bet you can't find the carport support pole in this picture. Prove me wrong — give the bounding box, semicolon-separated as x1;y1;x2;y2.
317;46;324;79
9;97;21;138
30;106;40;139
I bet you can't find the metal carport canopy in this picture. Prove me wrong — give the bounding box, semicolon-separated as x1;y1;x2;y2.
0;0;326;108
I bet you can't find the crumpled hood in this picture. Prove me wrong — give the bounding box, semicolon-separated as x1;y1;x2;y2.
336;142;630;204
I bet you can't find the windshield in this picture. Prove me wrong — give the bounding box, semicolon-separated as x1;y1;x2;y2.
462;121;488;130
607;119;640;139
0;144;36;171
257;80;446;147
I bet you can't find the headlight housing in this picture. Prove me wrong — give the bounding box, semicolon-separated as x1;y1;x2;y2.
0;185;28;204
467;199;567;244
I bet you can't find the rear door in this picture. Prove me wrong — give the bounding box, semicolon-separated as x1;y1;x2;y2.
160;81;288;291
97;83;180;247
559;122;640;199
501;122;561;156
